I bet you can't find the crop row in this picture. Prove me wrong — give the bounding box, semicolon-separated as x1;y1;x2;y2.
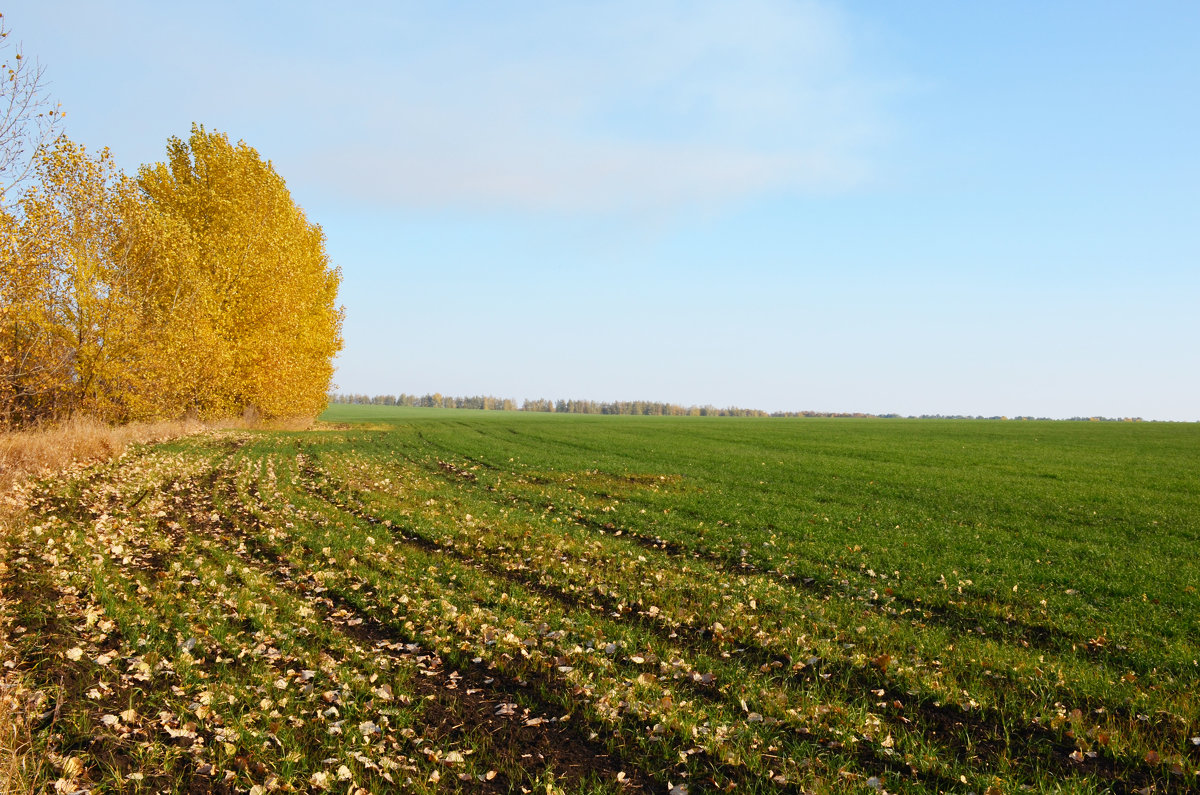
3;429;1196;793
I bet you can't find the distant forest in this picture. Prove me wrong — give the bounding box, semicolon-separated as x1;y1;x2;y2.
332;392;780;417
328;394;1146;422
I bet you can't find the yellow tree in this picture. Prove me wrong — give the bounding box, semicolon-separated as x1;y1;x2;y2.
138;125;343;419
0;135;216;424
1;136;161;422
0;203;67;424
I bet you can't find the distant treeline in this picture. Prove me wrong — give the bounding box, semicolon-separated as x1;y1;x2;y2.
331;393;772;416
329;394;1147;422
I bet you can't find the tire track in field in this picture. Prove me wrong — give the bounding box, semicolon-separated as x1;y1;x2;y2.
425;446;1188;744
288;458;820;792
451;457;1112;661
305;452;1169;794
284;460;775;792
299;463;731;708
297;459;995;793
339;444;1084;785
314;472;1057;792
197;452;663;794
425;446;1146;664
174;463;544;790
11;464;243;794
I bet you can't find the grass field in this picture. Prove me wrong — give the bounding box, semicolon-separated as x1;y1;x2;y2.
3;407;1199;793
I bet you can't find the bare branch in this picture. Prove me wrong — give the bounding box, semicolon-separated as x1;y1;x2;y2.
0;13;63;206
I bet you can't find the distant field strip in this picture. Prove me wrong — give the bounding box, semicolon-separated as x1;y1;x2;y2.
4;412;1199;792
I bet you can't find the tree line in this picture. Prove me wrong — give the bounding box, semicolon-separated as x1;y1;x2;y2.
330;393;864;418
330;395;1149;422
0;21;342;428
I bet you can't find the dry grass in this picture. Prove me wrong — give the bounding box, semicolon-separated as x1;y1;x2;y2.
0;642;42;795
0;414;318;497
1;415;203;793
0;411;322;792
264;415;316;431
0;416;200;497
0;413;317;793
1;491;44;795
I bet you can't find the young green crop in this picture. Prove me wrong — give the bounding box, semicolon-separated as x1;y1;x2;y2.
5;410;1198;792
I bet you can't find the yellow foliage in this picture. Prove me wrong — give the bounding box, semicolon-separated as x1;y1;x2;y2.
1;137;154;423
0;126;343;427
139;125;343;420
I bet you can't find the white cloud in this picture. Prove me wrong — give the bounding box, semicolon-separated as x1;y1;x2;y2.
307;129;869;212
12;0;891;212
297;0;891;210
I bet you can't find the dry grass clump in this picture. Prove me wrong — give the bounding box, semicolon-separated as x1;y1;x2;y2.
0;413;316;497
263;415;316;431
0;412;322;791
0;494;45;795
0;415;205;792
0;636;43;795
0;414;207;791
0;416;202;496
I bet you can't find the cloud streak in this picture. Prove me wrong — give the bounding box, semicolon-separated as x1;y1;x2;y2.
18;0;891;212
296;0;890;210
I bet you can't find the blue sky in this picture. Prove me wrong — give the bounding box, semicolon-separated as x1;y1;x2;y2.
8;1;1198;419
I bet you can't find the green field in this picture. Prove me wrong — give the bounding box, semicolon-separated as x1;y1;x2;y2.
5;407;1199;792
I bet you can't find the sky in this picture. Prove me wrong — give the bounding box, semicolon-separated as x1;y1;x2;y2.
6;1;1198;420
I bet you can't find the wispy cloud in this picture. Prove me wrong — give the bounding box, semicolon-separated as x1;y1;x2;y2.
19;0;891;212
291;1;891;210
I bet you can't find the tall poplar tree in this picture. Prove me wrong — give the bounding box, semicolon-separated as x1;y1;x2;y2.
139;125;343;419
1;136;169;423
